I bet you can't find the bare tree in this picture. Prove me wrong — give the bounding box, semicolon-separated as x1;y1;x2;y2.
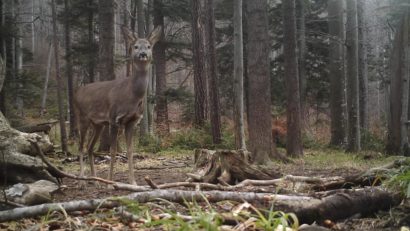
51;0;68;153
283;0;303;157
233;0;246;150
97;0;116;152
246;0;276;163
387;10;410;155
357;0;369;131
153;0;169;135
328;0;346;147
137;0;150;138
205;0;221;144
346;0;361;152
296;0;307;119
191;0;207;127
40;43;53;117
87;0;95;83
64;0;75;138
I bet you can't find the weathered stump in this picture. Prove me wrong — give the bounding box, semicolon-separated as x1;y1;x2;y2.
191;149;281;184
0;112;56;185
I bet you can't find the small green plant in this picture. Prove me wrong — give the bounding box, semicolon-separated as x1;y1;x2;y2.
361;130;385;152
385;163;410;198
251;205;299;230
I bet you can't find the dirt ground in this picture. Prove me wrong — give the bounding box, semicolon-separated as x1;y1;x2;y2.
2;150;409;230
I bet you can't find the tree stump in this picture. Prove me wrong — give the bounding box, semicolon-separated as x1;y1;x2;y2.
0;112;56;185
191;149;281;184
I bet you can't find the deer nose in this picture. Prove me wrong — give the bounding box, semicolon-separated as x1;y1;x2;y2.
139;52;147;58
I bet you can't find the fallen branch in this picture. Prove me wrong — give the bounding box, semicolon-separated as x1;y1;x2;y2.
313;158;410;191
31;142;116;185
0;188;400;223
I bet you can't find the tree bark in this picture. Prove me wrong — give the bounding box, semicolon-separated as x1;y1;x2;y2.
97;0;116;152
51;0;68;154
283;0;303;157
205;0;221;144
233;0;246;150
357;0;369;131
64;0;75;139
191;0;207;127
328;0;346;147
137;0;150;139
296;0;307;119
15;0;23;117
0;0;7;115
246;0;276;163
40;43;52;117
346;0;361;152
153;0;169;136
87;0;95;83
387;10;410;155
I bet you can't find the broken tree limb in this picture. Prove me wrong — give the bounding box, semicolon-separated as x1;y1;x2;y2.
0;188;400;223
313;158;410;191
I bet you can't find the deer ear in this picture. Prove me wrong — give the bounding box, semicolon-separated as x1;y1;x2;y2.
122;26;136;43
148;26;162;46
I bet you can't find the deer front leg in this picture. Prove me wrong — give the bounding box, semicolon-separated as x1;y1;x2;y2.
125;123;136;185
109;124;119;181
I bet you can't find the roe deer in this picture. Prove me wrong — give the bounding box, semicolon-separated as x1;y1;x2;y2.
73;26;162;185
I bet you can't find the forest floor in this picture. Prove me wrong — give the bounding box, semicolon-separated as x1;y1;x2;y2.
2;148;410;230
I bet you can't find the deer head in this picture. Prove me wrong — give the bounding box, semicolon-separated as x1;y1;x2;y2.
122;26;162;65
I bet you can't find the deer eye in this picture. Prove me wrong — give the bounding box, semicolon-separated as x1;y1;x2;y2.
147;45;151;49
134;45;139;49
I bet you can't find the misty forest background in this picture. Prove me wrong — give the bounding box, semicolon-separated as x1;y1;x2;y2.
0;0;409;161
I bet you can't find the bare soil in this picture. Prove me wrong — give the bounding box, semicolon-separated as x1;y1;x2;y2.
2;150;409;230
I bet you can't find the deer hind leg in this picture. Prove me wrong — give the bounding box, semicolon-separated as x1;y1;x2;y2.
78;121;89;188
87;124;103;178
124;122;136;185
108;123;119;181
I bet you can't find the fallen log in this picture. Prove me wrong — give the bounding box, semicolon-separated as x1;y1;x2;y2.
313;158;410;191
0;188;401;223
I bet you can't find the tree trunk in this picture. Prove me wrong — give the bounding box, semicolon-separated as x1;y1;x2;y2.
357;0;369;131
296;0;307;120
328;0;346;147
51;0;68;154
153;0;169;136
137;0;150;139
87;0;95;83
346;0;361;152
0;188;400;224
246;0;276;163
205;0;221;144
40;43;53;117
191;0;207;127
283;0;303;157
0;0;7;115
387;11;410;155
64;0;75;139
233;0;246;150
97;0;116;152
146;0;155;135
15;0;23;117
